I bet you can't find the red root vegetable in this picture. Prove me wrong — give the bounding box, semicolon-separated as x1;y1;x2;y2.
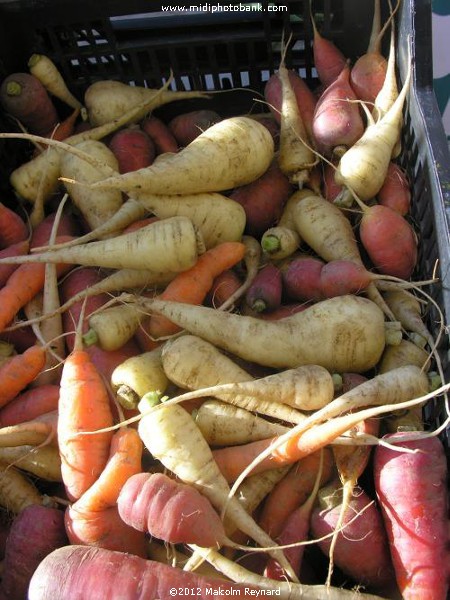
118;472;228;547
0;72;59;136
168;109;222;147
349;0;388;104
350;52;387;105
374;433;450;600
140;114;179;154
264;450;325;581
0;383;60;427
281;254;325;302
230;161;292;238
310;9;347;87
0;203;28;249
310;482;395;590
358;203;418;279
319;260;374;297
377;161;411;216
108;126;156;173
245;262;282;312
0;504;68;600
28;545;264;600
312;65;364;158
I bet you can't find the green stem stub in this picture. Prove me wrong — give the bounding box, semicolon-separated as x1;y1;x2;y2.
138;391;163;413
6;81;23;96
82;328;98;348
261;235;281;254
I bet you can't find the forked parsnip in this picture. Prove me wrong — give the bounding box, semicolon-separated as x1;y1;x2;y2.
0;216;205;272
141;295;387;373
88;116;275;195
84;79;211;126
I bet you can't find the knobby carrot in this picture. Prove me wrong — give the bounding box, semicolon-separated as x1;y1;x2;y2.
65;427;147;557
0;344;46;409
57;324;115;501
147;241;246;339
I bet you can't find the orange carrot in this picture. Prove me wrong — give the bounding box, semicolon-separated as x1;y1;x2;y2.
0;238;73;333
258;449;334;538
0;383;59;427
0;344;46;409
146;241;246;339
65;427;147;556
0;239;30;287
57;325;115;501
0;203;28;249
0;212;75;333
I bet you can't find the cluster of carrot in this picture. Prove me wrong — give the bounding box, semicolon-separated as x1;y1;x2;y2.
0;0;448;599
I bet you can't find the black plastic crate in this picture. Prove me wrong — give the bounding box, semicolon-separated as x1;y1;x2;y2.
0;0;450;445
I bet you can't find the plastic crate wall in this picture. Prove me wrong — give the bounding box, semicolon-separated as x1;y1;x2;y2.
0;0;375;95
1;0;450;444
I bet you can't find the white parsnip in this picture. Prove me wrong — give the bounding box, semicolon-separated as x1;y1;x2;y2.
28;53;84;111
60;140;123;233
193;400;289;446
0;445;62;482
145;295;386;373
111;347;169;409
84;79;210;126
161;335;306;424
89;117;274;195
0;216;205;272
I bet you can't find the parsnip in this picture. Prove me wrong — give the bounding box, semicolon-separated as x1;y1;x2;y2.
89;117;274;196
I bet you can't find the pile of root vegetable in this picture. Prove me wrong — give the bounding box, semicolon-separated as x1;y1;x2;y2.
0;1;449;599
